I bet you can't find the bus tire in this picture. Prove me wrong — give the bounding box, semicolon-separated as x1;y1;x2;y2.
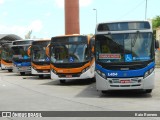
20;72;25;76
101;91;108;94
8;69;12;72
90;77;96;82
39;75;44;79
60;80;66;84
145;89;152;93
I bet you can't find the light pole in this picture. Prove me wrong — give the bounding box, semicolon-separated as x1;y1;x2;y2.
145;0;148;20
93;8;97;25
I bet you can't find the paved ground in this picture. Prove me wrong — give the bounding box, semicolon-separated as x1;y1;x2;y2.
0;68;160;120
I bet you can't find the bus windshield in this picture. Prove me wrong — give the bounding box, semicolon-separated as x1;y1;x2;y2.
1;46;12;61
32;41;50;62
12;46;30;62
51;44;89;63
96;32;153;63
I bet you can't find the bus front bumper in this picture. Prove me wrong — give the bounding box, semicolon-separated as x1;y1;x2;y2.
51;67;95;80
96;72;155;91
1;63;13;70
13;66;31;73
31;68;50;75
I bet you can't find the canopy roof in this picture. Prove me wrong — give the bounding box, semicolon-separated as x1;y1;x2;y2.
0;34;22;45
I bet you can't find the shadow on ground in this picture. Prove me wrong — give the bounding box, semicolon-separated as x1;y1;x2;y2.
40;78;152;98
41;78;95;86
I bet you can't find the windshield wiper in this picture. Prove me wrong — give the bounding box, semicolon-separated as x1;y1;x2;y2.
132;31;140;47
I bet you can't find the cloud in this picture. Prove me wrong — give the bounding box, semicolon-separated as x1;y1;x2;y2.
54;0;93;8
28;20;43;32
0;24;26;38
80;0;93;7
0;0;4;5
54;0;64;8
0;20;43;38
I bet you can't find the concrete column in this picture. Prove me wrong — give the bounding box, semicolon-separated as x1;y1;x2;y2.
65;0;80;35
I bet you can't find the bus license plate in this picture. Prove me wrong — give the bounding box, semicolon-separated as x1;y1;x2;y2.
66;75;72;78
43;71;48;73
22;67;27;70
120;80;131;84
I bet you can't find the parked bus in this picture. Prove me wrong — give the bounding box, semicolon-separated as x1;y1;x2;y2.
50;34;95;83
95;20;159;93
31;39;51;78
1;42;13;72
0;46;1;67
12;40;33;75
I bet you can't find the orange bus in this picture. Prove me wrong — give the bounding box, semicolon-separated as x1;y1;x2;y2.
1;42;13;72
31;39;51;78
50;34;95;83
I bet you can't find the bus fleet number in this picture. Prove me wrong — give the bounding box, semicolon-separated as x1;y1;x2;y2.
108;73;118;77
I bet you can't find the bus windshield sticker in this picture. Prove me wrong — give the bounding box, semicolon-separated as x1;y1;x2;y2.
38;59;45;61
99;54;121;59
13;55;23;59
125;54;133;62
56;60;63;63
46;57;50;61
133;57;150;60
69;57;74;62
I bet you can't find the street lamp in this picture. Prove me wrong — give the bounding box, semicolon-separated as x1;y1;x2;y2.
145;0;148;20
93;8;97;25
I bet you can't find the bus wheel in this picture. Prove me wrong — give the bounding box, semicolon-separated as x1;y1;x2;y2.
20;72;25;76
60;80;66;84
90;77;96;82
101;91;108;94
39;75;44;79
8;69;12;72
145;89;152;93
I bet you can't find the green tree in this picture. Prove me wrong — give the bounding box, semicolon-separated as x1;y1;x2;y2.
152;16;160;28
152;16;160;39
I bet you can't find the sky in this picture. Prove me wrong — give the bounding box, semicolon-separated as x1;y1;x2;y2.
0;0;160;39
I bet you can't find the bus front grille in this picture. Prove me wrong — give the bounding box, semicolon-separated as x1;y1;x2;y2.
110;84;141;87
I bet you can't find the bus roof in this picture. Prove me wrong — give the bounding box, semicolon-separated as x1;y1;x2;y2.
96;20;152;33
13;39;33;42
52;34;92;39
1;42;13;48
31;38;51;42
97;20;151;24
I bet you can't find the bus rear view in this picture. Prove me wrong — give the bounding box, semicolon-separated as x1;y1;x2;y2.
95;21;159;93
31;39;51;78
50;34;95;83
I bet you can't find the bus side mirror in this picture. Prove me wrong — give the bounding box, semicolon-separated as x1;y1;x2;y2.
155;40;159;49
91;46;95;58
46;44;50;57
27;46;31;57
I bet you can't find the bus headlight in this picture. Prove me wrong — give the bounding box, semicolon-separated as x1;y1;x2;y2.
101;73;107;79
96;70;101;75
96;70;107;79
144;67;154;78
32;66;36;70
51;69;57;74
82;67;90;73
